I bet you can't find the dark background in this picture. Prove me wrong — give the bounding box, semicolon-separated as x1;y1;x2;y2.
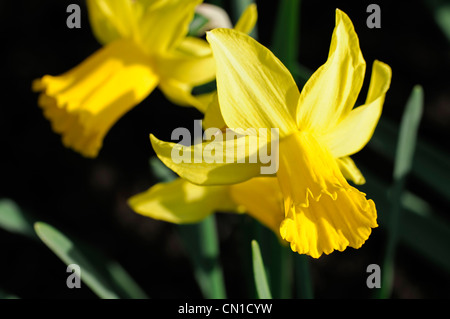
0;0;449;298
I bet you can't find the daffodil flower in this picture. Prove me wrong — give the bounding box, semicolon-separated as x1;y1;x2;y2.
33;0;257;157
149;10;392;258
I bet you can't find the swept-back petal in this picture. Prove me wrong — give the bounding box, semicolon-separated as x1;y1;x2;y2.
277;131;377;258
230;177;284;235
207;29;298;137
337;156;366;185
87;0;138;45
319;60;392;158
33;39;158;157
139;0;202;54
150;131;270;186
233;3;258;34
158;79;215;113
296;9;366;132
128;178;237;224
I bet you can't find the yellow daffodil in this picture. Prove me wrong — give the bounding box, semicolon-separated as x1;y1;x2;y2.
32;0;257;157
149;10;392;258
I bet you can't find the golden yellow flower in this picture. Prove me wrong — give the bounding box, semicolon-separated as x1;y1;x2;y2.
148;10;391;258
33;0;257;157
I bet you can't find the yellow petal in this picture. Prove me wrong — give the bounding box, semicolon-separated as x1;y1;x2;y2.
230;177;284;235
337;157;366;185
155;4;257;110
296;9;366;132
206;29;298;137
86;0;138;45
233;3;258;34
277;131;377;258
203;93;226;129
158;79;214;113
128;178;237;224
33;39;158;157
319;60;392;158
150;131;271;185
156;37;216;87
139;0;202;54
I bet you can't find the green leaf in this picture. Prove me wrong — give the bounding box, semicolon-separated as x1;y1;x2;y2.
373;86;423;298
0;199;36;239
369;111;450;204
271;0;301;72
34;222;148;299
0;288;19;299
393;85;424;180
359;167;450;275
423;0;450;42
251;240;272;299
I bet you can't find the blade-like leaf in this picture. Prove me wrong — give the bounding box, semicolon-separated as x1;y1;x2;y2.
34;222;149;299
377;85;423;298
0;199;36;239
271;0;301;72
393;85;424;180
34;222;119;299
369;111;450;204
251;240;272;299
0;288;19;299
359;166;450;274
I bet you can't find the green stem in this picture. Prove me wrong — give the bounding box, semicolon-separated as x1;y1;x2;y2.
295;254;313;299
178;215;226;299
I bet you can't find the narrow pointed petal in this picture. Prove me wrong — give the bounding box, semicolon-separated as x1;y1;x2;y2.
277;132;377;258
33;39;158;157
150;131;269;186
296;9;366;132
128;178;237;224
319;61;392;158
337;157;366;185
230;177;284;235
158;79;215;113
206;29;298;137
233;3;258;34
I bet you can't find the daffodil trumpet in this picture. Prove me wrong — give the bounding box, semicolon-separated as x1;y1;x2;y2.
33;0;258;157
145;10;391;258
